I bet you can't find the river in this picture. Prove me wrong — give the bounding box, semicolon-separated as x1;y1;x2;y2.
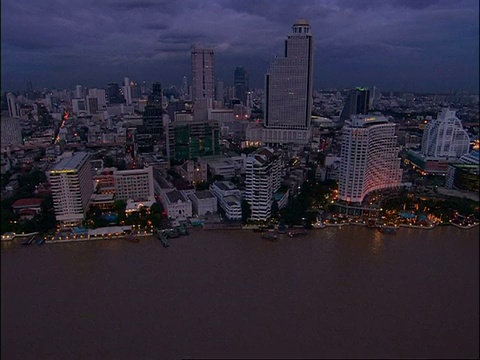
1;225;479;359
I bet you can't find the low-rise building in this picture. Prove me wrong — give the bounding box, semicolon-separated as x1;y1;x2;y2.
188;190;217;216
210;181;243;220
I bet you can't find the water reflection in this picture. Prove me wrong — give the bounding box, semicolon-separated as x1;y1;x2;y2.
369;231;385;257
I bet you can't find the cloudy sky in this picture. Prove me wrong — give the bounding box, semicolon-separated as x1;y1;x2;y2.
1;0;479;93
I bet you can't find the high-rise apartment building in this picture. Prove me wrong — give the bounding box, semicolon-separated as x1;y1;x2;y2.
421;109;470;158
263;19;314;145
339;87;370;125
191;45;215;101
245;148;282;221
338;115;401;204
49;151;93;226
234;66;249;105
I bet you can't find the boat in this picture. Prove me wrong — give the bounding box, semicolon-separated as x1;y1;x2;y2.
288;229;308;238
262;232;278;242
158;234;169;247
313;221;326;229
377;225;398;234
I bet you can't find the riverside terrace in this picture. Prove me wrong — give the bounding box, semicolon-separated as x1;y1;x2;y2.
44;225;153;243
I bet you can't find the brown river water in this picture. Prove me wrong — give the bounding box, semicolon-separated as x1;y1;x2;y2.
1;225;479;359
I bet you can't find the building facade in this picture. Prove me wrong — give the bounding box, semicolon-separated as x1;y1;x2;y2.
339;87;370;125
234;66;249;105
114;167;155;201
421;109;470;158
49;151;93;226
191;45;215;101
263;19;314;145
245;148;282;221
338;115;402;204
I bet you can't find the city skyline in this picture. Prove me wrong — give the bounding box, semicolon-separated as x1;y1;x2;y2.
1;0;479;93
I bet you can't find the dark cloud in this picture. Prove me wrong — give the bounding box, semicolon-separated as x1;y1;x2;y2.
1;0;478;93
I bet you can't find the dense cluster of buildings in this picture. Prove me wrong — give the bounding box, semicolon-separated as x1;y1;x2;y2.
1;18;478;233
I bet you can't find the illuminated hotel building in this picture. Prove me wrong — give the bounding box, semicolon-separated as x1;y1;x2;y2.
263;18;314;145
49;151;93;226
338;115;401;204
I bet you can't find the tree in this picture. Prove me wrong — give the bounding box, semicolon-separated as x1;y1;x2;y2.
241;200;251;223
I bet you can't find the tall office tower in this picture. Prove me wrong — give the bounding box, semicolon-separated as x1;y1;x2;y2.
123;77;132;106
148;82;162;106
215;80;224;103
339;87;370;125
49;151;93;227
182;76;189;100
234;66;249;105
114;167;154;201
86;96;99;114
191;45;215;101
338;115;401;204
107;83;124;104
245;148;282;221
75;85;83;99
6;93;20;118
421;109;470;158
263;19;314;145
88;88;107;109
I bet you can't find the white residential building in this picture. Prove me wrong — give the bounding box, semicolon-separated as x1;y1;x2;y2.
210;181;242;220
421;109;470;158
161;189;192;220
49;151;93;226
338;114;402;204
245;148;282;221
114;167;154;201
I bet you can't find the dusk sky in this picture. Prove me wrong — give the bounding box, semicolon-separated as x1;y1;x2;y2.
1;0;479;93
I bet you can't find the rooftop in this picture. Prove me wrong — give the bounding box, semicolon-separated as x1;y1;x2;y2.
52;151;89;171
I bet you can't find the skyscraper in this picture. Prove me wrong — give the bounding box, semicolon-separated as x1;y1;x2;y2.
339;87;370;124
6;93;20;118
263;19;314;145
191;45;215;101
107;83;123;104
123;77;132;106
338;115;401;204
234;66;249;105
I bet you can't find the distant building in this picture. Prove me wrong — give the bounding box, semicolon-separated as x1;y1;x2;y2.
49;151;93;227
191;45;215;101
262;19;314;145
445;150;480;191
421;109;470;158
338;115;401;204
6;93;20;118
166;120;220;161
1;117;22;149
234;66;249;105
339;87;370;125
107;83;124;104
